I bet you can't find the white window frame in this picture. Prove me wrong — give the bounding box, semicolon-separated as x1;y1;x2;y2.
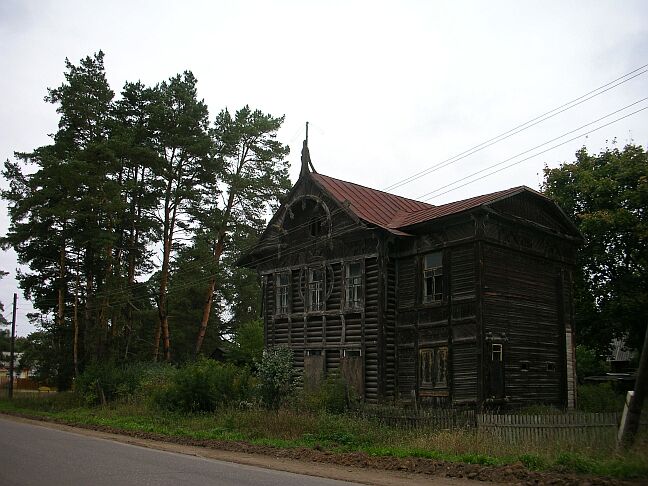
423;252;443;303
275;271;290;315
344;261;363;309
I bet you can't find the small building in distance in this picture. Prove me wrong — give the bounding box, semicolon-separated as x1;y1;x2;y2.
239;139;582;409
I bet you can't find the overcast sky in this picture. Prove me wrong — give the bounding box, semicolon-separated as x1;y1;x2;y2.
1;0;647;335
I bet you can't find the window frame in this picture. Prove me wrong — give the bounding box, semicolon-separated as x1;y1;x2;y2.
422;252;444;304
344;260;364;310
308;266;325;311
419;345;448;389
275;271;291;315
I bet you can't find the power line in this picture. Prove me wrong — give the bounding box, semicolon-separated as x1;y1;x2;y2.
384;63;648;192
417;97;648;200
422;105;648;202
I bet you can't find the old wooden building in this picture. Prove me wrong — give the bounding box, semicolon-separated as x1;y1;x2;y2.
239;139;581;408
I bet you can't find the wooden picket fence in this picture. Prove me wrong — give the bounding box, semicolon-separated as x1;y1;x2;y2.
363;408;476;429
362;408;647;446
477;412;620;445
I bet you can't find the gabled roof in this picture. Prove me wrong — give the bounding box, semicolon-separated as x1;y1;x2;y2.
311;173;434;230
390;186;534;228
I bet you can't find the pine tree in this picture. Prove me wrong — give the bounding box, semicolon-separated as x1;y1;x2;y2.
194;106;290;355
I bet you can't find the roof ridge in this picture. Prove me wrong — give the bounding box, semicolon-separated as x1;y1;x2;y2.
312;173;435;208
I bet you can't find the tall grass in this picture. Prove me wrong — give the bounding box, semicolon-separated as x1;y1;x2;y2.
1;393;646;479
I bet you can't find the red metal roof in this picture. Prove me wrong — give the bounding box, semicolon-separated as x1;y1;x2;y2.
391;186;541;228
312;173;547;231
311;173;434;230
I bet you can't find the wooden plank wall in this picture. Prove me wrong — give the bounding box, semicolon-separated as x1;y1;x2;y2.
482;243;563;405
264;257;382;403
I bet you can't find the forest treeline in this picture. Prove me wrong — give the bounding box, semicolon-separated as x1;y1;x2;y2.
1;51;291;388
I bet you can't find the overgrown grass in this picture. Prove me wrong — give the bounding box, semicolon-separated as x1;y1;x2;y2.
1;393;646;480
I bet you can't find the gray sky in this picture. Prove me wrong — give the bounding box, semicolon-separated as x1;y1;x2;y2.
1;0;647;335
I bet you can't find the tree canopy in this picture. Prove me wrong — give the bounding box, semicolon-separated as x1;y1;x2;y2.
543;144;648;355
1;52;290;385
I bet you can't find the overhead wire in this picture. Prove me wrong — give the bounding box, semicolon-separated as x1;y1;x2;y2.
383;63;648;192
422;104;648;201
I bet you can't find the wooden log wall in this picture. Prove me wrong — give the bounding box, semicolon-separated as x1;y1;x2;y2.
263;256;382;403
482;243;563;405
394;243;478;405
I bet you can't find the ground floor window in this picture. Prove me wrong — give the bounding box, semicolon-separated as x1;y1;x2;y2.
419;346;448;388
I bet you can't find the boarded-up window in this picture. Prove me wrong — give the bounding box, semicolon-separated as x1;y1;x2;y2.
423;253;443;303
308;268;324;311
345;262;363;309
419;346;448;388
275;271;290;315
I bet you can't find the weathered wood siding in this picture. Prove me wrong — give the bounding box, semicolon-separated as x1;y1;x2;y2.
482;243;563;405
450;245;478;404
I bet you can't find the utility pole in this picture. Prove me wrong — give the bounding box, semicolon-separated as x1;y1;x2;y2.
8;293;17;399
618;323;648;448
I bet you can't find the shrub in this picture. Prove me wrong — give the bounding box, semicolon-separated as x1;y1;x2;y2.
229;319;264;366
575;345;609;381
75;362;139;406
154;358;253;413
301;372;350;413
255;346;299;409
74;362;177;407
577;383;624;412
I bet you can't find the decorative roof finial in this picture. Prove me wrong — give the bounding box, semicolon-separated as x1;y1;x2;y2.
300;121;316;177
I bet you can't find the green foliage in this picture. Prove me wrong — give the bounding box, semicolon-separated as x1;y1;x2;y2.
543;144;648;354
153;358;253;413
1;51;292;368
300;372;350;413
74;362;176;406
577;383;624;412
575;345;609;381
254;346;299;409
229;319;264;366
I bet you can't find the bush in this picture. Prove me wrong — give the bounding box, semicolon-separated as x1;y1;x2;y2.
575;345;609;381
300;372;350;413
229;319;264;366
75;362;177;406
255;346;299;409
154;358;253;413
577;383;624;412
75;362;139;406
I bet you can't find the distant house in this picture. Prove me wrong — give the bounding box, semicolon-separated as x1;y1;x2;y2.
239;140;581;409
0;352;30;388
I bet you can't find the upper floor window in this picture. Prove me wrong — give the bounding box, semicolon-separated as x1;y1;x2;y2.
308;268;324;311
345;262;363;309
275;271;290;315
423;252;443;303
309;215;324;237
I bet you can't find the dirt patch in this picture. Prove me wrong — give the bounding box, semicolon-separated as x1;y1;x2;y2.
0;411;640;485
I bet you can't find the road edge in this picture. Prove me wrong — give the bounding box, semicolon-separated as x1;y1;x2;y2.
0;412;471;486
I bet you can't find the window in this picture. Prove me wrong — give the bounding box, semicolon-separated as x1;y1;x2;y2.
342;348;361;357
419;346;448;388
305;349;322;356
275;271;290;315
309;216;324;237
491;343;503;362
308;267;324;311
423;252;443;303
345;262;363;309
520;362;529;372
546;361;556;372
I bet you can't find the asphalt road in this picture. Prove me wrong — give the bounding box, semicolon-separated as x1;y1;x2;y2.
0;416;359;486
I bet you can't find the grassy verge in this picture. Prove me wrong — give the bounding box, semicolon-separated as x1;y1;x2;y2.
1;394;646;480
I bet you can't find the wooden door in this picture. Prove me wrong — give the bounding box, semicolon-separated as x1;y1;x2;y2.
303;352;325;392
340;352;364;399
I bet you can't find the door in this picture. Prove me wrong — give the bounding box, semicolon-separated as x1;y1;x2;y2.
487;343;505;399
340;349;364;399
303;351;325;392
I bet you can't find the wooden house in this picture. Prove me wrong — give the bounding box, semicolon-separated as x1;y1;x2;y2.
239;140;581;408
